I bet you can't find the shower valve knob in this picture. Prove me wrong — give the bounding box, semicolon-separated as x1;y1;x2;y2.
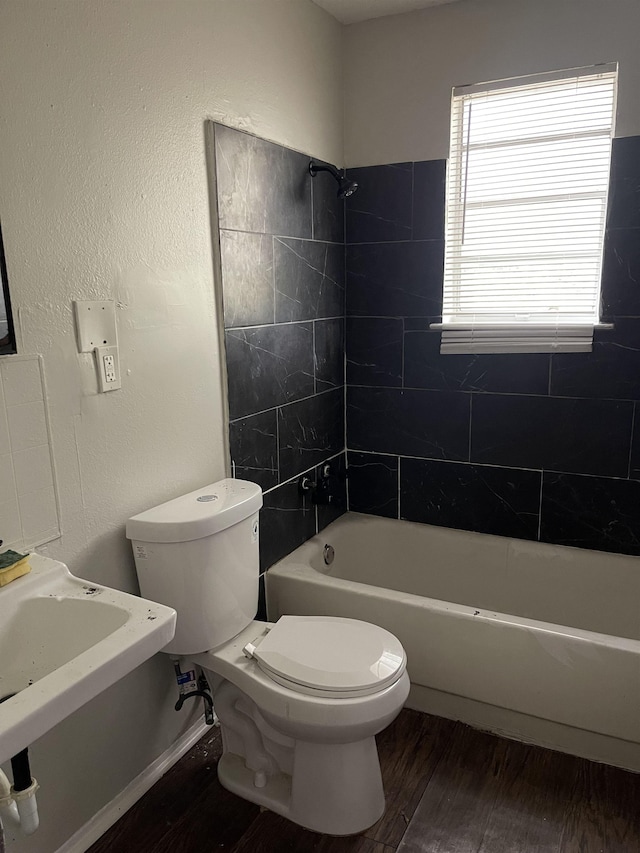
299;476;317;493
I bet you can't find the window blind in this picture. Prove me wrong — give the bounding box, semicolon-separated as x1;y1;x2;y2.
438;64;618;354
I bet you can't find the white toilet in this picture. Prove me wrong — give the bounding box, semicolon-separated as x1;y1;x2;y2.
126;479;410;836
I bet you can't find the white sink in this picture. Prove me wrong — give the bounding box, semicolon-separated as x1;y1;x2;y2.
0;553;176;765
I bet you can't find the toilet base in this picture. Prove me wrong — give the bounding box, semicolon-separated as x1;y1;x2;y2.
217;736;386;836
218;751;292;815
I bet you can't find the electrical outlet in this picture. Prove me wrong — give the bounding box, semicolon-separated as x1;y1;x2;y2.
95;345;121;392
103;354;116;382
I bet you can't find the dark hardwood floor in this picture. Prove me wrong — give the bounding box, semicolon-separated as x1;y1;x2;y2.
89;709;640;853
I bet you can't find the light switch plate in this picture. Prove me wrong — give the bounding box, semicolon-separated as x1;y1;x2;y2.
74;301;118;353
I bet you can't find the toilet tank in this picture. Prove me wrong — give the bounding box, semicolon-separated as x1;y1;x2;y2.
126;479;263;655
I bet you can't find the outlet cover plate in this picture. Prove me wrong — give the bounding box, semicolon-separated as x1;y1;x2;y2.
74;301;118;353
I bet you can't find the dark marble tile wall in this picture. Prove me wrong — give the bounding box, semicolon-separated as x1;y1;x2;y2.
345;138;640;556
214;124;347;571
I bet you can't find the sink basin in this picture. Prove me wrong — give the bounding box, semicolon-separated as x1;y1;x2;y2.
0;553;176;765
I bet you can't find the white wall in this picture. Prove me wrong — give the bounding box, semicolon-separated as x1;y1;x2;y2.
0;1;342;850
344;0;640;166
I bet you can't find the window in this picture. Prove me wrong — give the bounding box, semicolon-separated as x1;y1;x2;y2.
438;64;618;354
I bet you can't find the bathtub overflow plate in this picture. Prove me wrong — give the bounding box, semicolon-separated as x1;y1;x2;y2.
323;544;335;566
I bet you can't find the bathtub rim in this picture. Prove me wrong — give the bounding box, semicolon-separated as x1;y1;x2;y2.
267;556;640;654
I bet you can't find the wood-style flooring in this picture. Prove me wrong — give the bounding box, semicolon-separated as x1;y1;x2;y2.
88;709;640;853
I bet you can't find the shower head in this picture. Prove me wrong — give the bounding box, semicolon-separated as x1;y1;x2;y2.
309;161;359;199
337;175;359;199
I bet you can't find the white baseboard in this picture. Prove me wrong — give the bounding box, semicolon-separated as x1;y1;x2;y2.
55;718;211;853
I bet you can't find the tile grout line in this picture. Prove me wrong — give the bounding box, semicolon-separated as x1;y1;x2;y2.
345;448;640;482
272;235;276;325
220;225;344;245
345;448;351;512
226;314;345;332
537;471;544;541
410;161;415;240
220;222;442;248
263;449;345;496
310;172;315;241
343;190;349;513
401;318;406;389
275;408;281;486
345;382;640;405
348;314;443;322
627;401;636;477
312;321;317;395
230;385;342;424
347;237;442;246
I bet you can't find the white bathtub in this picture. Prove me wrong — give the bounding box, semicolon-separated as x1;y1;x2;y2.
266;513;640;772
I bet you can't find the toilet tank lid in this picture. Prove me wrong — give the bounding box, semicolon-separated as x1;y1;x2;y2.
125;479;263;543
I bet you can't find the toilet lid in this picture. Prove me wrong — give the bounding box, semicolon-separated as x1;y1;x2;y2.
246;615;406;698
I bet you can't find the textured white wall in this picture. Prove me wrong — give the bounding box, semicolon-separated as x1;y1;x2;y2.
344;0;640;166
0;1;342;850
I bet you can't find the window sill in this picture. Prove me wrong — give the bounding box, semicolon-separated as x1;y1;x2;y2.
430;323;614;355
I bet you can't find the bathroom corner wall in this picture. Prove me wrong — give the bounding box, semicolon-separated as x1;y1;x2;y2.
345;137;640;556
212;124;347;577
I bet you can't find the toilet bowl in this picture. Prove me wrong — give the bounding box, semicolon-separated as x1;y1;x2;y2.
126;479;409;836
191;617;409;835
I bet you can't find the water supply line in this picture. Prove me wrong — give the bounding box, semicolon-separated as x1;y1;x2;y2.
172;660;215;725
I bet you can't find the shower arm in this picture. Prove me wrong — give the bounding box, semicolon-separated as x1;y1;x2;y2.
308;161;359;199
309;161;343;180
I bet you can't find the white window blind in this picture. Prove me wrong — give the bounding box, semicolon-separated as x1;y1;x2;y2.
438;64;618;354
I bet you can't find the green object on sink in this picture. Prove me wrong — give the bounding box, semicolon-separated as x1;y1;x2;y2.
0;550;28;571
0;550;31;586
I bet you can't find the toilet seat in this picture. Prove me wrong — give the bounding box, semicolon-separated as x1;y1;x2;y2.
242;615;407;699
